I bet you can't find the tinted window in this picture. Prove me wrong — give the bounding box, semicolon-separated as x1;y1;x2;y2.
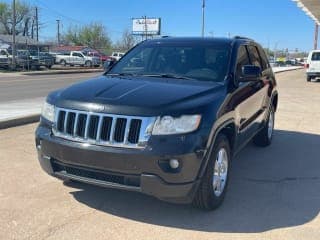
311;52;320;61
248;46;262;68
235;45;250;81
257;47;269;70
109;43;230;82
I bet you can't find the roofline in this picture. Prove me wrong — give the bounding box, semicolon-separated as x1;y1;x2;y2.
292;0;320;25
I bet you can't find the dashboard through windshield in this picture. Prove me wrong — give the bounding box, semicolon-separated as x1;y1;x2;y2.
108;42;231;82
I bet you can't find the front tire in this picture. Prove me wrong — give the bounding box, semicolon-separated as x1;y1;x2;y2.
85;60;92;67
193;134;231;210
253;106;275;147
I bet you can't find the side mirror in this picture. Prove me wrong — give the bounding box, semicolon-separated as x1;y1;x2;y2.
104;60;115;71
241;65;261;81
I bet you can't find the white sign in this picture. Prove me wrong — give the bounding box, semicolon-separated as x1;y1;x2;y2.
132;18;161;35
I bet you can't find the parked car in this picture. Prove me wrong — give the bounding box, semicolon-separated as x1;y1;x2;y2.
306;50;320;81
55;51;101;67
29;50;55;69
36;36;278;210
87;52;112;63
111;51;125;61
0;48;11;67
0;48;34;69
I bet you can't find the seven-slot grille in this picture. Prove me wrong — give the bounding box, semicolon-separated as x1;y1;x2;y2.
53;108;149;148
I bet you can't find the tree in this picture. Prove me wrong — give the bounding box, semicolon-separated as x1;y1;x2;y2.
114;29;138;52
263;48;274;58
0;1;33;36
63;22;112;52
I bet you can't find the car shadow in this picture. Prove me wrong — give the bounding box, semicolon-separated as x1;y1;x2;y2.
66;129;320;233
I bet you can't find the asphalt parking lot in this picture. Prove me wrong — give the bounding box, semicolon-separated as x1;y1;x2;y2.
1;69;319;240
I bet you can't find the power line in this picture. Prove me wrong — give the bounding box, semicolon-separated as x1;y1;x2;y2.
35;0;84;24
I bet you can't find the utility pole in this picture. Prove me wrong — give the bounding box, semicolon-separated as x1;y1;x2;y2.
31;18;34;39
201;0;205;37
56;19;60;45
12;0;16;70
314;23;318;50
143;16;147;40
35;7;39;42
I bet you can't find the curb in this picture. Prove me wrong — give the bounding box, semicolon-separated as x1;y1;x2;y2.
21;69;104;76
0;114;40;130
273;67;303;73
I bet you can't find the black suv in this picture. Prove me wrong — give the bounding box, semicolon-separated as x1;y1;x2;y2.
36;37;278;210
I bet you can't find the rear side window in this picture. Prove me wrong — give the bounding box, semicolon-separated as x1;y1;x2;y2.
257;47;269;70
248;46;262;68
235;45;250;81
311;52;320;61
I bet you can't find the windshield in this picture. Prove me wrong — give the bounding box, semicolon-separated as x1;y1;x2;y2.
108;42;230;82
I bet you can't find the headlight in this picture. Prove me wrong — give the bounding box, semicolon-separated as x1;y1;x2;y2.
41;102;55;122
152;115;201;135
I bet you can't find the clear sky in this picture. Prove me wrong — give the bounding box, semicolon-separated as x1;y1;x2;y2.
4;0;317;51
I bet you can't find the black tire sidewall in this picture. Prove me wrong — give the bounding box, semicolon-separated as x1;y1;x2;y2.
203;134;231;209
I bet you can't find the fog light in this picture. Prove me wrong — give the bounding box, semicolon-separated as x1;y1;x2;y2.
169;159;180;169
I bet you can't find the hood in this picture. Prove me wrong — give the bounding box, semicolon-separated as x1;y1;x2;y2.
51;75;225;116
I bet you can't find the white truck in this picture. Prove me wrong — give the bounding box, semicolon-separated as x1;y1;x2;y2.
55;51;101;67
306;50;320;82
111;52;125;61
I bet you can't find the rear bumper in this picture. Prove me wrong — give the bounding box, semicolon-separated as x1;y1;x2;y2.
306;72;320;77
35;125;205;203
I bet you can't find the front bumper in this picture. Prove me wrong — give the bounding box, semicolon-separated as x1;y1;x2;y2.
35;125;205;203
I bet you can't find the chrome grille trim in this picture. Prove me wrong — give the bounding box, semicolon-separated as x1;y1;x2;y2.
52;107;156;149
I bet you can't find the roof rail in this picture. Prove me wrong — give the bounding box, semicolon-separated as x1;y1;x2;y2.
233;36;252;40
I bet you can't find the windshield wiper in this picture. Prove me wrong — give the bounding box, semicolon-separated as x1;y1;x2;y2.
141;73;195;81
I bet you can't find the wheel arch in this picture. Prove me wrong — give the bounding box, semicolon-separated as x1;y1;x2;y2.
197;119;236;179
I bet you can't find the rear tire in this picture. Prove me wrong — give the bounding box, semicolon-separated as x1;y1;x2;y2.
253;106;275;147
60;60;66;66
193;134;231;210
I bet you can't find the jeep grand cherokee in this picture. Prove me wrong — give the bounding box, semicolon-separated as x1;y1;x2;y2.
35;37;278;210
